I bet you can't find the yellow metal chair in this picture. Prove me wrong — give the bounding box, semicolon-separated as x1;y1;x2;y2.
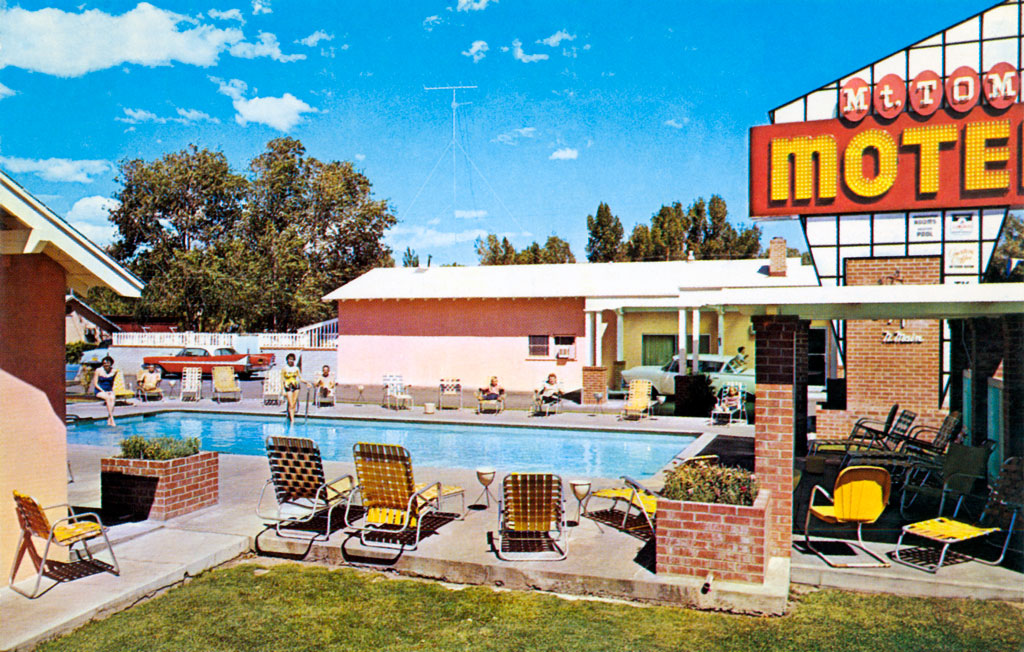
620;379;654;420
495;473;568;561
894;456;1021;573
212;366;242;402
256;436;354;541
9;491;120;598
111;370;135;405
344;442;464;550
804;466;892;568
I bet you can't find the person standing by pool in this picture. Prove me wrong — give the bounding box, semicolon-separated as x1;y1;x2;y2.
281;353;306;423
90;356;119;426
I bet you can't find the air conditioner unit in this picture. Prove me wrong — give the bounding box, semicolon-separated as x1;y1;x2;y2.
556;346;573;359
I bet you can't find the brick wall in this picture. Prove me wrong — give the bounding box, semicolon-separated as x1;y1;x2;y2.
582;366;607;405
101;451;218;521
817;256;944;439
753;315;807;560
656;489;771;583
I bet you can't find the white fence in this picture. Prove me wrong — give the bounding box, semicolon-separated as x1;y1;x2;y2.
113;331;336;350
113;332;237;348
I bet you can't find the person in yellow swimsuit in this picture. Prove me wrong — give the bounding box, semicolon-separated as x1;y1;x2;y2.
281;353;306;423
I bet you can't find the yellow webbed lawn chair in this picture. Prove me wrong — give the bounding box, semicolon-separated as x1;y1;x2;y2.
804;466;892;568
584;476;657;539
476;389;505;414
256;437;354;541
135;368;163;402
180;366;203;401
213;366;242;402
263;372;283;405
620;379;654;420
344;442;464;550
495;473;568;561
894;457;1022;573
9;491;120;598
111;370;135;405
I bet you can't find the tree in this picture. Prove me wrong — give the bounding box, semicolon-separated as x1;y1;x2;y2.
402;247;420;267
475;234;517;265
625;195;762;262
624;223;657;262
649;202;689;261
986;212;1024;282
539;235;576;264
585;202;623;262
476;233;576;265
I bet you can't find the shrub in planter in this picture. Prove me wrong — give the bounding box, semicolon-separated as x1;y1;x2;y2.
102;436;217;521
672;374;717;417
661;462;758;506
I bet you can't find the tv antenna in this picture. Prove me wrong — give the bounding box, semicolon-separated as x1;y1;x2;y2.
402;85;523;232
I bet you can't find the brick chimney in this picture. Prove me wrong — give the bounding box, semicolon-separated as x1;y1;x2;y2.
768;237;787;277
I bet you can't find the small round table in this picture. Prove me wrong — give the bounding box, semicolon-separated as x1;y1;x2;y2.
356;384;365;404
470;467;497;511
568;480;592;526
168;380;177;399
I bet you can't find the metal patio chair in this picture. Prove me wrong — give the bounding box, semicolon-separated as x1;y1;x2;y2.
803;466;892;568
494;473;568;561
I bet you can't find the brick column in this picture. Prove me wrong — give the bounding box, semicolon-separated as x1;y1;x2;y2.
582;366;607;405
752;315;808;560
967;318;1005;446
1003;315;1024;459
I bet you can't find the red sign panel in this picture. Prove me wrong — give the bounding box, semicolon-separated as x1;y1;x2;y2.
749;104;1024;217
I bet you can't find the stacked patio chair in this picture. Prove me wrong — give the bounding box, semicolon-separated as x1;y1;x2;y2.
344;442;464;550
894;456;1022;573
898;441;992;518
256;436;354;541
808;404;917;458
180;366;203;401
494;473;568;561
9;490;120;598
620;379;655;420
212;366;243;403
845;411;963;478
438;378;462;410
262;372;283;405
383;374;413;410
803;466;892;568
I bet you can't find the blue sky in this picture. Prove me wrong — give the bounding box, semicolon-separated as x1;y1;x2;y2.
0;0;997;264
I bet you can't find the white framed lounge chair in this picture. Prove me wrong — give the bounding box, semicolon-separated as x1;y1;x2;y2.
383;374;413;410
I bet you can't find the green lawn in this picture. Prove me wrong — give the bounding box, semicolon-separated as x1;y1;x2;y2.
39;563;1023;652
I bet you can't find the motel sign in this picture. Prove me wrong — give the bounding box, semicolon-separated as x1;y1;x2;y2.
750;62;1024;217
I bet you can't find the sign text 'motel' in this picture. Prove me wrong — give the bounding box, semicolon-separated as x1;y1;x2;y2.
750;62;1024;217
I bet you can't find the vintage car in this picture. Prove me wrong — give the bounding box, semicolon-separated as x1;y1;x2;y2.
620;353;754;397
143;346;275;378
80;339;113;368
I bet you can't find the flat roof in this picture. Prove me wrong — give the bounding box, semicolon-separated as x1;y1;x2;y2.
324;257;817;301
680;282;1024;319
0;169;143;297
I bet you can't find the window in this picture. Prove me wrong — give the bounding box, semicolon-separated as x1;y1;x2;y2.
642;335;677;366
528;335;549;357
214;348;237;356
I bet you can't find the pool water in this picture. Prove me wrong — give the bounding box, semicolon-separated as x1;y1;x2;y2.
68;412;694;479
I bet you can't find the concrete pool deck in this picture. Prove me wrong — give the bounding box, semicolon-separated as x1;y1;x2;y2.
2;398;1021;650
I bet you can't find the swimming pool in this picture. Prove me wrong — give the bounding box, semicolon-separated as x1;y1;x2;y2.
68;412;695;479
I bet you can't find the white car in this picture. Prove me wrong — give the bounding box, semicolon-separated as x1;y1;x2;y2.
620;353;754;397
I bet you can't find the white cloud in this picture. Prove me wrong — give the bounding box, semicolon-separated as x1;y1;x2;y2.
0;4;245;77
212;77;316;131
0;156;111;183
229;32;304;62
297;30;332;47
548;148;578;160
422;15;442;30
454;209;487;219
208;8;244;23
539;30;575;47
387;225;528;249
66;195;121;245
456;0;495;11
354;153;366;161
461;40;488;63
251;1;272;15
510;39;548;63
116;106;219;125
492;127;536;145
0;82;14;100
664;119;683;129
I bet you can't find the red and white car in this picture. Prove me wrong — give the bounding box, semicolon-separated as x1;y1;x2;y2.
143;346;275;379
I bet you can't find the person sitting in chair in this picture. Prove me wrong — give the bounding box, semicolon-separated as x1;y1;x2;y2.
719;385;742;410
314;365;335;399
139;364;162;391
480;376;504;400
537;373;562;404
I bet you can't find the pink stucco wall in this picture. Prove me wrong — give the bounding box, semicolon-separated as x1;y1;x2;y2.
336;298;586;392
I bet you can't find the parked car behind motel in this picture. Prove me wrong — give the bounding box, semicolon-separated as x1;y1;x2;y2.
142;346;275;379
620;353;754;398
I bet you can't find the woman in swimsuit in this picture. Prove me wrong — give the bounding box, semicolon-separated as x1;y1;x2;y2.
90;356;119;426
281;353;306;424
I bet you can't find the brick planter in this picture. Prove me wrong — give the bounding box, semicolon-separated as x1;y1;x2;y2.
101;451;219;521
655;489;771;583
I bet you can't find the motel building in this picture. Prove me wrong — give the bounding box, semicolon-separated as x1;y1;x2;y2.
325;238;818;398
